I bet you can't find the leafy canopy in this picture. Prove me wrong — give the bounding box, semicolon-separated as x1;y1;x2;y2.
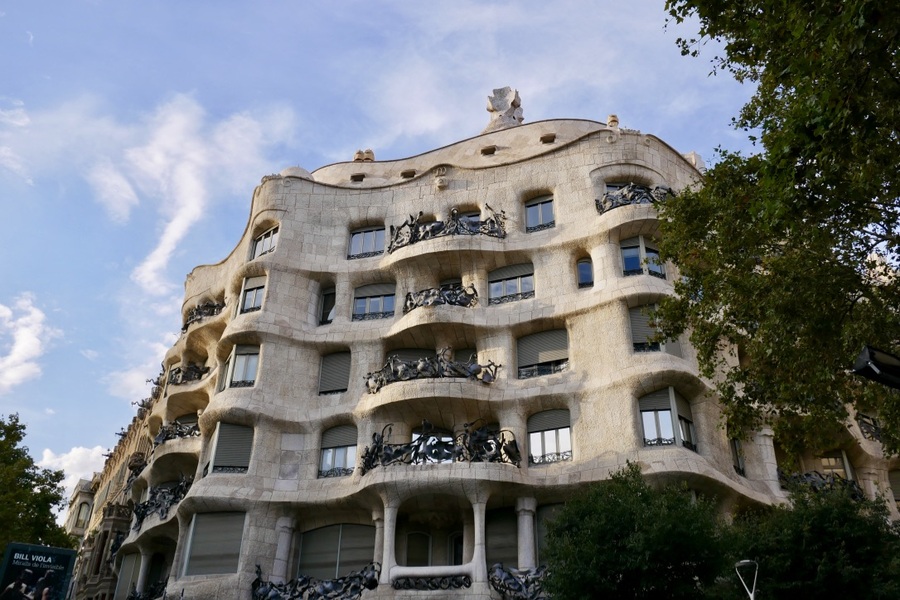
542;463;727;599
658;1;900;454
0;413;76;557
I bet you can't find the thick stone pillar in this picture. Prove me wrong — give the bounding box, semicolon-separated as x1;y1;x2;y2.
752;427;781;495
271;516;295;584
379;503;398;585
855;467;881;501
135;550;151;594
471;500;488;582
372;509;385;564
515;497;537;569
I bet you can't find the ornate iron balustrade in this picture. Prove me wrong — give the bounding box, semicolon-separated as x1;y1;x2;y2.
132;476;192;530
167;363;209;385
351;311;394;321
525;220;555;233
252;562;380;600
529;450;573;465
856;412;882;441
596;183;673;214
517;360;568;380
489;563;549;600
633;342;661;352
360;420;521;475
778;469;864;500
387;205;507;253
488;290;535;305
403;283;478;313
392;575;472;591
347;249;383;260
153;422;200;447
181;301;224;332
230;379;255;388
365;347;500;393
125;452;148;490
318;466;354;478
209;465;248;474
644;437;676;447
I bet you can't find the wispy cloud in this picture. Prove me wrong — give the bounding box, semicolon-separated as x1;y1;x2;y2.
0;293;61;395
86;158;140;223
38;445;106;506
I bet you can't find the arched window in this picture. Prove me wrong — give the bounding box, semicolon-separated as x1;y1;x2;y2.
488;264;534;305
75;502;90;529
517;330;568;379
638;388;697;452
319;425;357;478
250;226;278;260
620;236;665;279
528;409;572;464
525;195;555;233
352;283;395;320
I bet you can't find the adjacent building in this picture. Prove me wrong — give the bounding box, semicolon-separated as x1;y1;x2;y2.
66;88;900;600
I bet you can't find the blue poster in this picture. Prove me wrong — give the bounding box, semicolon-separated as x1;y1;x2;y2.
0;543;77;600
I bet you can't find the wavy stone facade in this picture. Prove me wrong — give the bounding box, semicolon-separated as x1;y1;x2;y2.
110;112;803;600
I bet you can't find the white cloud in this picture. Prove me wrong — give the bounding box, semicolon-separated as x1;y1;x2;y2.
80;349;99;360
0;293;61;395
101;338;169;401
26;31;33;46
0;98;29;127
44;408;56;415
38;445;106;503
86;158;140;223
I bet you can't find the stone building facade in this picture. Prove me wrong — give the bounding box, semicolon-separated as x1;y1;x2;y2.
79;90;900;600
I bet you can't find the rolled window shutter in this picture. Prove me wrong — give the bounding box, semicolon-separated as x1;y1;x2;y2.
629;306;656;343
213;423;253;469
322;425;358;449
620;236;640;247
485;509;518;569
355;283;395;297
337;524;376;574
527;409;571;432
639;389;671;411
489;263;534;281
319;352;351;393
244;276;266;289
174;413;198;426
517;330;568;367
185;512;245;575
299;525;341;579
675;392;693;420
114;553;141;600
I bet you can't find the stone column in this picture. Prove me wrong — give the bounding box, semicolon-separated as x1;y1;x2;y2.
752;427;781;495
855;467;881;501
271;516;295;584
379;503;398;585
135;549;152;594
372;508;385;564
515;497;537;569
471;500;488;583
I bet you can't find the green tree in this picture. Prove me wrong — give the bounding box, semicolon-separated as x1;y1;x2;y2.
657;1;900;455
721;485;900;599
0;413;76;557
542;463;727;599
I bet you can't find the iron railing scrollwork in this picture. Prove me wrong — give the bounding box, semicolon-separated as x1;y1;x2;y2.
132;476;192;530
517;361;568;380
644;437;676;447
181;301;224;332
125;452;148;490
365;347;500;393
633;342;661;352
525;221;555;233
529;450;572;465
595;183;673;214
230;379;255;388
489;563;549;600
392;575;472;591
404;283;478;313
856;412;882;441
488;290;535;305
351;311;394;321
167;363;210;385
360;419;521;474
318;467;354;478
252;562;380;600
778;469;864;500
153;422;200;447
387;204;507;253
346;249;383;260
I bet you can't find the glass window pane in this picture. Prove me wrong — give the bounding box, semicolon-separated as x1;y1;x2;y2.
374;229;385;252
541;201;554;224
504;279;518;296
526;204;540;228
353;298;366;315
320;448;334;471
658;410;674;439
622;247;641;272
382;294;395;313
544;431;557;455
350;233;363;256
529;432;543;457
577;261;593;285
558;427;572;452
520;275;534;293
369;296;381;313
642;412;658;438
489;281;503;298
646;248;665;275
679;418;694;443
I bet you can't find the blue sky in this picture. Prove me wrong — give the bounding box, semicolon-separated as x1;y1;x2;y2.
0;1;755;497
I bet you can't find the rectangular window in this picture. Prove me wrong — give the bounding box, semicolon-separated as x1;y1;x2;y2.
348;228;385;259
820;450;853;480
240;276;266;314
319;352;351;394
320;288;336;325
183;512;246;576
517;330;569;379
352;283;396;321
630;306;661;352
731;438;746;476
209;422;254;474
229;345;259;388
251;227;278;260
525;196;555;233
488;264;535;305
620;236;666;279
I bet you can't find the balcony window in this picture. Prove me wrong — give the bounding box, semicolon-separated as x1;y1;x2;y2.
320;287;336;325
620;236;666;279
297;524;376;580
250;226;278;260
820;450;854;480
528;409;572;464
488;263;534;305
639;388;697;451
525;196;555;233
352;283;395;321
207;422;254;475
348;227;385;259
221;345;259;389
239;276;265;314
319;425;357;478
517;329;568;379
182;512;246;576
